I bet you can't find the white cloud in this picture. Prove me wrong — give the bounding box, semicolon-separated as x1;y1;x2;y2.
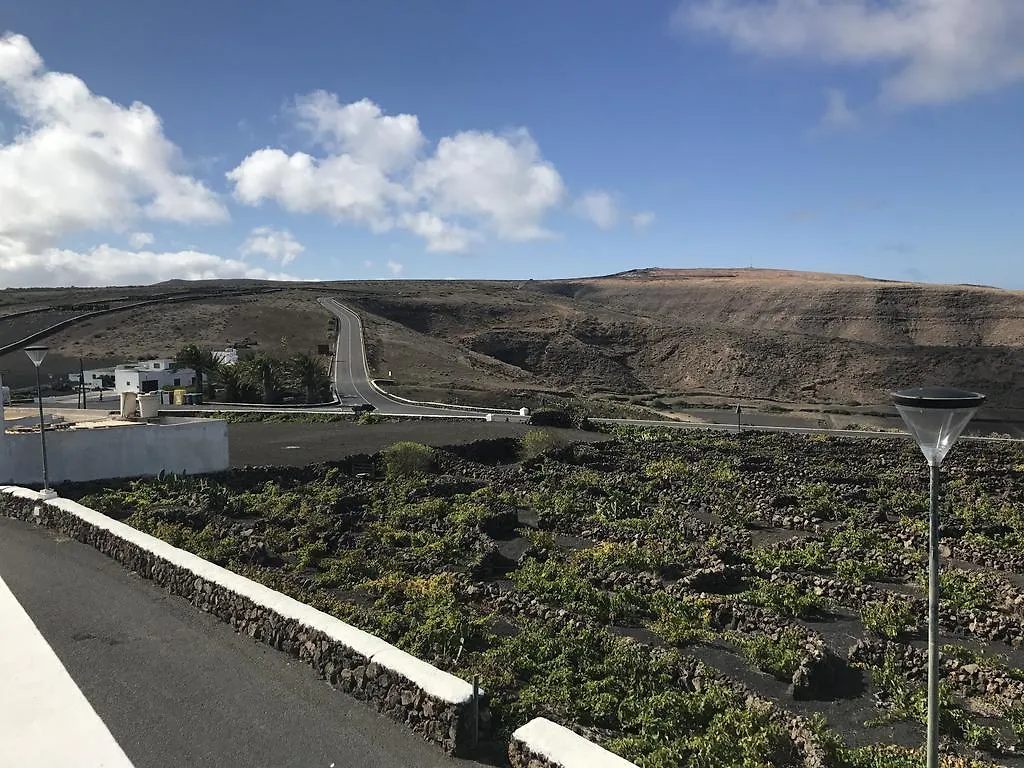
239;226;305;265
678;0;1024;106
0;33;232;286
820;87;858;129
129;231;155;248
0;240;296;288
400;211;477;253
0;34;226;242
227;97;570;252
410;129;566;242
386;259;404;276
573;190;619;230
631;211;656;230
226;148;400;231
294;91;424;172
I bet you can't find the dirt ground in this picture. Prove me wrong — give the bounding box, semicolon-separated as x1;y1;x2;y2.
226;420;607;467
4;269;1024;409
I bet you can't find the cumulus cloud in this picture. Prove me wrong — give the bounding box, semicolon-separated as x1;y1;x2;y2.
631;211;656;230
678;0;1024;106
226;148;401;232
294;91;425;173
410;129;566;242
386;260;404;276
400;211;478;253
240;226;305;265
228;96;571;252
129;231;155;248
573;191;619;230
0;240;296;288
0;33;250;286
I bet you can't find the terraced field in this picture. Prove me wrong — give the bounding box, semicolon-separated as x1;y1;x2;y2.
74;428;1024;767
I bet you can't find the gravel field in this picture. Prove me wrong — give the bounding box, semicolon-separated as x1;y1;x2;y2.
227;420;606;467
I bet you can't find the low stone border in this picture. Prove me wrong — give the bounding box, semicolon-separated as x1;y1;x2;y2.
509;718;639;768
0;487;484;755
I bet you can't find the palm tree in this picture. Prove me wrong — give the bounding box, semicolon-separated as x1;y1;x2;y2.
213;362;245;403
198;349;218;398
289;352;331;404
175;344;216;397
238;353;282;404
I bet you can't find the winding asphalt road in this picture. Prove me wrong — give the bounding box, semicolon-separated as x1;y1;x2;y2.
319;298;497;418
0;517;480;768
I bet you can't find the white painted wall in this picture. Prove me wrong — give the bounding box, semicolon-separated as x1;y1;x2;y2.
114;367;196;394
0;418;229;485
71;368;115;386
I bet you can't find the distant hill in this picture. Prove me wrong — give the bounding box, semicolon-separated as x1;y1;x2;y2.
347;268;1024;407
0;268;1021;407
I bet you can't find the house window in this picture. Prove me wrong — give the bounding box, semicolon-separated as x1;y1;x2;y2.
173;378;180;386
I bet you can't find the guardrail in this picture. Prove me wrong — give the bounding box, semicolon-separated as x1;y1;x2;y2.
592;418;1023;442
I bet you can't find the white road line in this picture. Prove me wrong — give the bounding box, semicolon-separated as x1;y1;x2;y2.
0;572;135;768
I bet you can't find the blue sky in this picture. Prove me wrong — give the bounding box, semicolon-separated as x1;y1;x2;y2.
1;0;1022;288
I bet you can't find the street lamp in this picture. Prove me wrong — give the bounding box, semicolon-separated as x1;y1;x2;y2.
892;386;985;768
24;345;55;498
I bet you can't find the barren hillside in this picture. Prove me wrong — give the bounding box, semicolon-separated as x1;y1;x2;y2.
348;269;1024;407
0;269;1021;407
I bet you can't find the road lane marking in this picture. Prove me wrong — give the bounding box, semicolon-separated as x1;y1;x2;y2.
0;572;135;768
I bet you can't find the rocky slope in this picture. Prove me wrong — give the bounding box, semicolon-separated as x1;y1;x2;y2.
350;269;1024;406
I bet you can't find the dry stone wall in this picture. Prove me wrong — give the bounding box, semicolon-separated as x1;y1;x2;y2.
0;487;482;755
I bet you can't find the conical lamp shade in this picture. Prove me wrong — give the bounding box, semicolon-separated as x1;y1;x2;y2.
895;404;978;466
892;387;985;467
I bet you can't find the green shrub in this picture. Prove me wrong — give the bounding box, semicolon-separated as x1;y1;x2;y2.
527;407;573;428
518;526;559;553
520;429;564;458
513;558;612;622
862;598;919;640
741;578;824;619
650;594;716;646
731;627;807;680
935;568;998;612
363;572;488;663
381;441;434;477
835;557;885;585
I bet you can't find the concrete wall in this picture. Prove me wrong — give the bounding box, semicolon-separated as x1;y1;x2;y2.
0;418;229;485
115;368;196;394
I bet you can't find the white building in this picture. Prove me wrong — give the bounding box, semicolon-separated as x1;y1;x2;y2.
114;359;196;394
71;367;116;388
213;347;239;365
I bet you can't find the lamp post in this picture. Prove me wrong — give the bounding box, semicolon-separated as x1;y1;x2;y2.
24;345;55;498
892;386;985;768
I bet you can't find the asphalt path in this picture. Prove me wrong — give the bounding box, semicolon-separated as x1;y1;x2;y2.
319;298;494;418
0;517;480;768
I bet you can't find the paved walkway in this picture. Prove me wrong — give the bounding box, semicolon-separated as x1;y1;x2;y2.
0;517;478;768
